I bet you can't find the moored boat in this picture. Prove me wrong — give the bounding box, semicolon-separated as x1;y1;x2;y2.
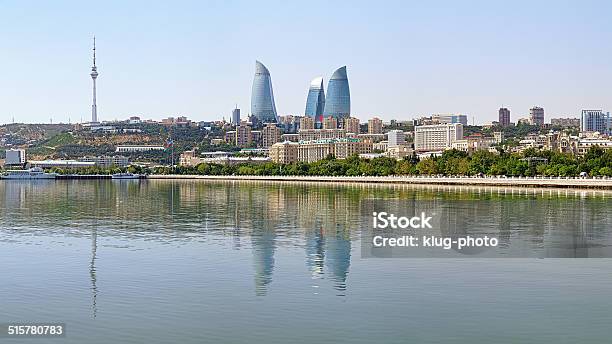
111;172;141;180
1;167;57;180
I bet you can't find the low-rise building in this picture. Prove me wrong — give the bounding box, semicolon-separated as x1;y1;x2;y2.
432;114;468;126
494;131;504;144
415;114;468;126
128;116;142;124
356;133;386;143
298;129;346;141
30;160;96;169
450;134;496;153
551;118;580;128
269;141;299;164
269;138;372;164
373;141;388;152
281;133;300;142
79;155;129;167
179;149;201;166
90;125;117;133
517;118;532;125
115;145;165;153
387;145;413;159
161;116;192;127
225;131;236;145
575;138;612;155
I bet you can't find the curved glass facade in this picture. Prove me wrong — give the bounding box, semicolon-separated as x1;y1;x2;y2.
251;61;277;123
323;66;350;119
304;76;325;127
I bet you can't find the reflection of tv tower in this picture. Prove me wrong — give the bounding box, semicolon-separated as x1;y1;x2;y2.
90;227;98;318
90;36;99;123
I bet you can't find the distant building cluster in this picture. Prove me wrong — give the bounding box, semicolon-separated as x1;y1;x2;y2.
517;131;612;156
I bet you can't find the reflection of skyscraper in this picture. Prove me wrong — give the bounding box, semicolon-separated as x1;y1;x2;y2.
305;227;325;278
251;230;276;296
545;199;591;258
323;66;350;119
324;229;351;292
305;77;325;128
251;61;277;123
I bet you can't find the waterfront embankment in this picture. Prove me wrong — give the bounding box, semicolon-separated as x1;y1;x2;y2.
146;174;612;189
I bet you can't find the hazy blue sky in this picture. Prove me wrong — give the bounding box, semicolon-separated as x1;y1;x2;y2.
1;0;611;124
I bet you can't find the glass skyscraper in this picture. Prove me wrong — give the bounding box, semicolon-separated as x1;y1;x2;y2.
251;61;277;123
323;66;350;119
304;76;325;127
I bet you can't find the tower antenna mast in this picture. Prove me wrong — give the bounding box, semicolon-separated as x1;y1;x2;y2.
90;36;99;123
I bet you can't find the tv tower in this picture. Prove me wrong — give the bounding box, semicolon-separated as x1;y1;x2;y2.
90;36;99;123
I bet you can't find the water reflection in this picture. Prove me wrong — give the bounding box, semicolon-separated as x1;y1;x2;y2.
2;180;612;300
90;226;98;318
252;229;276;296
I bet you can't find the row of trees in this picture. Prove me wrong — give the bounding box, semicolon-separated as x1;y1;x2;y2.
14;146;609;178
152;146;612;177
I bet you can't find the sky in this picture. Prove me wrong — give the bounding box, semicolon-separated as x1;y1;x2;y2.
1;0;612;124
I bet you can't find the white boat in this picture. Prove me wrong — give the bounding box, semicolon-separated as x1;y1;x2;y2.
111;172;141;180
1;167;57;180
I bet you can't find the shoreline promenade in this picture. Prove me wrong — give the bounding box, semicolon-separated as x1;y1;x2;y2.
147;174;612;189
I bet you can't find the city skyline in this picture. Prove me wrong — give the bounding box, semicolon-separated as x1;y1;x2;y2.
1;1;612;124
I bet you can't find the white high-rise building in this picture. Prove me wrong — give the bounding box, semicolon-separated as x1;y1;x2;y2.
581;109;611;133
414;123;463;152
90;36;99;123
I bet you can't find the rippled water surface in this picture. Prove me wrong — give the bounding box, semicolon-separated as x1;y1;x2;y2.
1;180;612;343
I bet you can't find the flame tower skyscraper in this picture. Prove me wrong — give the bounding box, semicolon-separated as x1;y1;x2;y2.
323;66;350;119
250;61;277;123
90;36;99;123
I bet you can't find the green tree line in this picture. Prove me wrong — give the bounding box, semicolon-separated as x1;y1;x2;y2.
152;146;612;177
8;146;609;178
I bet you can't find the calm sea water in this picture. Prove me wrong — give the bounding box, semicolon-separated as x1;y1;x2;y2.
1;180;612;343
